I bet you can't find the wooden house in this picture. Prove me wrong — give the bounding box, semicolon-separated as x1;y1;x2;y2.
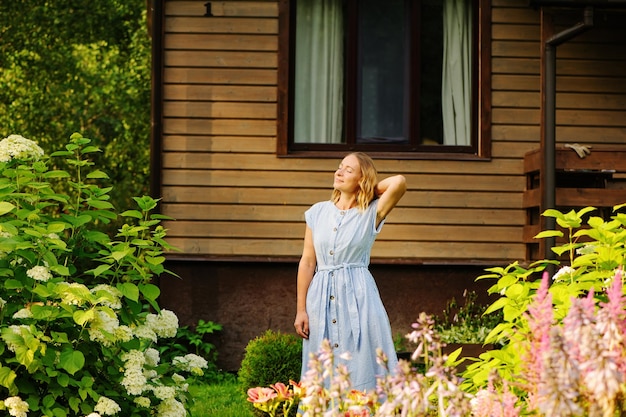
149;0;626;371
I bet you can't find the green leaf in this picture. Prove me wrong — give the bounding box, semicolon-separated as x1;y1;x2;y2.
117;282;139;302
534;230;563;239
0;201;15;216
121;209;143;219
73;310;94;326
90;264;112;277
86;199;114;209
81;145;101;154
57;372;70;387
139;283;160;301
59;348;85;375
0;366;17;390
42;170;71;179
49;265;70;276
86;170;109;179
4;279;23;289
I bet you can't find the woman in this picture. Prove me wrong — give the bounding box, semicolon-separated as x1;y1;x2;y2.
294;152;407;391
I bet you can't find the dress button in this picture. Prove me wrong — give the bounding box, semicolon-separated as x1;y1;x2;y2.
330;272;334;277
333;227;337;232
334;343;339;348
340;211;345;216
332;319;337;324
330;295;334;301
329;250;334;255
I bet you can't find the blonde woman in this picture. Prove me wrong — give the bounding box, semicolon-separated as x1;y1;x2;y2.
294;152;406;391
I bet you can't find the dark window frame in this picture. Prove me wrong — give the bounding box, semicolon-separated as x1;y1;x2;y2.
276;0;492;160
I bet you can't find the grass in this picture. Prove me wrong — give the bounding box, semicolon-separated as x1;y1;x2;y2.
188;378;255;417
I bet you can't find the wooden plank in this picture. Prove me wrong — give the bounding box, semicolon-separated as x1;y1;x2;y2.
165;1;278;17
492;24;540;42
557;60;626;78
557;93;626;111
492;108;540;125
162;237;526;260
161;151;523;175
492;141;541;160
492;91;540;108
165;17;278;34
492;75;540;92
557;110;626;126
160;204;526;225
165;34;277;51
164;220;523;243
164;68;277;85
163;85;276;101
557;76;626;94
492;125;540;141
161;170;527;191
492;58;540;75
555;188;626;207
492;41;540;58
161;187;523;209
163;118;277;136
492;7;539;24
162;135;275;153
555;126;626;144
164;51;276;68
163;102;276;119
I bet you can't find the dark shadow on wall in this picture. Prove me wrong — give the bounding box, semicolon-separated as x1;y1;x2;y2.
158;261;495;372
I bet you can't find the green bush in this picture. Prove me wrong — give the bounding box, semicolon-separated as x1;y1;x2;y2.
238;330;302;417
0;133;209;416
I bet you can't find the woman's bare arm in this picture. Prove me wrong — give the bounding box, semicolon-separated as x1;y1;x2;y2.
294;226;316;339
375;175;407;228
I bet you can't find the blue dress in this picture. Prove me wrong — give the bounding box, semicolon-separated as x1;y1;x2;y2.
301;200;398;391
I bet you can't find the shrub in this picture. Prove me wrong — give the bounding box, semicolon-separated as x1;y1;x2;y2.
0;133;208;416
238;330;302;416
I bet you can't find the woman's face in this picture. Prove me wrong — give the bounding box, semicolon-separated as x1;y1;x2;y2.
333;154;362;194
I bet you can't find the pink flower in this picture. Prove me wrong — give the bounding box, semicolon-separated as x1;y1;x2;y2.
247;386;277;405
271;382;292;401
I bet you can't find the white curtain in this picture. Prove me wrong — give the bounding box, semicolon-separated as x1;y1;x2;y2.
294;0;344;143
442;0;472;146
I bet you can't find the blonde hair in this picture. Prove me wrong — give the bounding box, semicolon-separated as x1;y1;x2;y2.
331;152;378;212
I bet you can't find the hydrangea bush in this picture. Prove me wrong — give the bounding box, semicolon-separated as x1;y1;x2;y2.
0;134;206;416
248;204;626;416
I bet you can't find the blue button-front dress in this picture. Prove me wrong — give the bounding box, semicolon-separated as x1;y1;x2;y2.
301;199;398;391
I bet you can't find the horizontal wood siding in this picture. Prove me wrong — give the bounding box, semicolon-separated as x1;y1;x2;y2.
158;0;626;263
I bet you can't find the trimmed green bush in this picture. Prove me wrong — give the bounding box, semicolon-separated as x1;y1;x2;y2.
238;330;302;417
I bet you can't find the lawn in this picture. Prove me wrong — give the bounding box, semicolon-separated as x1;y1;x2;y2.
189;379;255;417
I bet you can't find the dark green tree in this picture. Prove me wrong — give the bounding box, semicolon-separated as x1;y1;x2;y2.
0;0;151;215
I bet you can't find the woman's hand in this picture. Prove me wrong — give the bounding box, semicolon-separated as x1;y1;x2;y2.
294;310;309;339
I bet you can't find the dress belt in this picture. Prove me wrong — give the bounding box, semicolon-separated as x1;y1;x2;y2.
316;262;367;350
317;262;367;272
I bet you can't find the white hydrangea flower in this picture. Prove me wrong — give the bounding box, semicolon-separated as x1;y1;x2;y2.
90;284;123;309
152;385;176;401
552;266;575;282
12;308;33;319
114;325;134;343
26;265;52;282
4;396;29;417
88;310;120;347
156;397;186;417
172;353;208;374
144;348;160;367
120;367;147;396
132;324;157;342
121;349;146;368
0;135;44;162
145;309;179;338
94;396;121;416
134;397;151;408
85;413;101;417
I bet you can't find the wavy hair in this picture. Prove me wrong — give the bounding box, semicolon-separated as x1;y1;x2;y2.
331;152;378;212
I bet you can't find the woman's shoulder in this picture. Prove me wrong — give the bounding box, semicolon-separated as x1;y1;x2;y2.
307;200;332;214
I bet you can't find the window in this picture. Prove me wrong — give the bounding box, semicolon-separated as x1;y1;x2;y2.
277;0;491;159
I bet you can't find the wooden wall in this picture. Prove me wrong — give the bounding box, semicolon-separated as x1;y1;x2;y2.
157;0;626;265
